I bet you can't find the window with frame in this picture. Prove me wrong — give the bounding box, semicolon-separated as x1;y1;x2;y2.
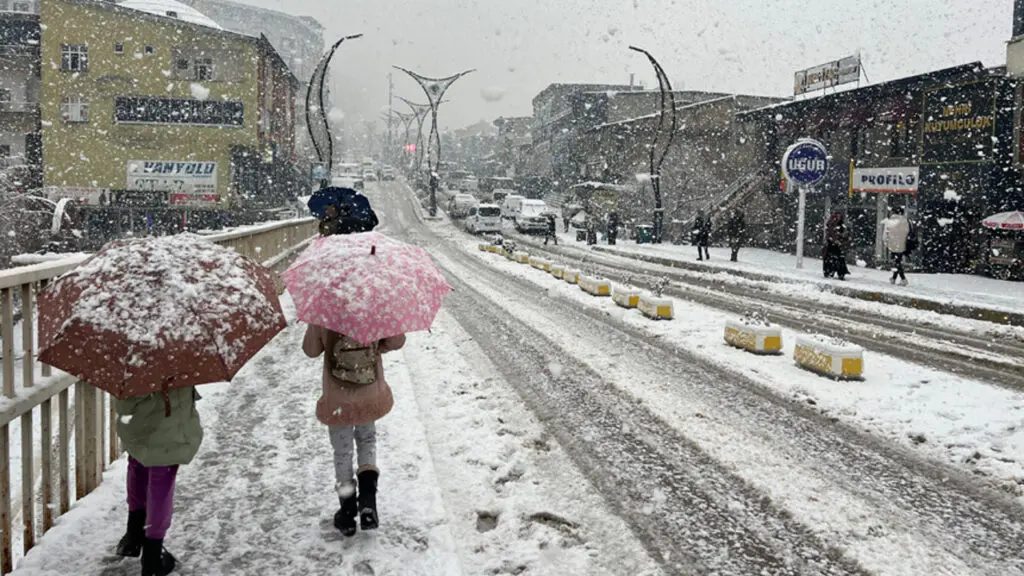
0;1;9;12
0;89;11;105
193;57;213;81
12;1;31;12
0;145;10;158
114;42;124;54
60;44;88;72
144;46;155;55
61;95;89;123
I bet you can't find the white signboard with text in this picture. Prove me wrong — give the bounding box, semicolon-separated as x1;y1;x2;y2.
127;161;219;205
850;166;919;194
794;55;861;96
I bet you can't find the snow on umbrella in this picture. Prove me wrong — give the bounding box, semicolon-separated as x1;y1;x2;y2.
37;234;287;399
982;211;1024;230
282;232;451;345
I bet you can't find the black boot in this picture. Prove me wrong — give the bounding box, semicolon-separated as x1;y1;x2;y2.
115;509;146;557
140;538;176;576
358;469;379;531
334;491;358;537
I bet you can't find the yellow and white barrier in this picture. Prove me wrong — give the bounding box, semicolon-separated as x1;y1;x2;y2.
513;251;530;264
478;243;488;252
724;319;782;355
612;286;641;308
638;294;674;320
550;264;565;280
486;244;501;254
579;275;612;296
563;268;580;284
529;256;551;271
793;336;864;380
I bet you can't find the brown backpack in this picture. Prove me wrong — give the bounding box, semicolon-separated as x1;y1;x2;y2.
326;331;379;388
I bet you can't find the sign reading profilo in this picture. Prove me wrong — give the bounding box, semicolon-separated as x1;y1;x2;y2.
920;80;998;165
126;161;219;205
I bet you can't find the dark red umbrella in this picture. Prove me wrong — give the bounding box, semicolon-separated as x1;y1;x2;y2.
37;234;286;399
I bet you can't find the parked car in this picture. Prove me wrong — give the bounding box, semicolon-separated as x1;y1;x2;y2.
501;194;526;220
514;199;550;233
448;193;479;219
362;171;379;182
382;167;397;181
466;204;502;234
492;188;515;205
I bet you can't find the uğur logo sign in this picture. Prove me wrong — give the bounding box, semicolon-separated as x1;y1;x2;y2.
782;139;829;186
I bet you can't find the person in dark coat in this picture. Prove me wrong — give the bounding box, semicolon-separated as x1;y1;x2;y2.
319;203;379;236
726;209;746;262
544;213;558;245
692;211;711;261
822;211;851;280
319;204;342;236
607;212;620;245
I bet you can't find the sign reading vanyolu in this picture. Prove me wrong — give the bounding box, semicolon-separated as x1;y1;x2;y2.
126;161;218;204
921;80;997;165
850;166;919;194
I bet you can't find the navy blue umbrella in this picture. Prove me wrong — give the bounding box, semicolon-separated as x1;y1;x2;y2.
308;187;378;233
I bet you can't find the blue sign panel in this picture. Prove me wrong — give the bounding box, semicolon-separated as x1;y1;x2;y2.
782;140;829;186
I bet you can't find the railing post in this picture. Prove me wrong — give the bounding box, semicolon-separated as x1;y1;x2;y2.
0;426;11;574
20;284;36;552
2;288;14;398
58;388;69;515
74;381;86;500
39;280;51;379
108;393;118;465
40;398;53;531
21;284;33;390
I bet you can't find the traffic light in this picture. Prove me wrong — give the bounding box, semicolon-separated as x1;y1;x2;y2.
403;143;417;153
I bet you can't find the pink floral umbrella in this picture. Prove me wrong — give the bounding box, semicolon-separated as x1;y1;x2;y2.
282;232;451;344
983;211;1024;230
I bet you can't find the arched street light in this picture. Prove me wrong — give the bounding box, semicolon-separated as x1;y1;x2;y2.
306;33;363;189
398;97;431;172
393;66;474;217
629;45;677;244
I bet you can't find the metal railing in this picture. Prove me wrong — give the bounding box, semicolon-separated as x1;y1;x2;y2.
0;217;316;573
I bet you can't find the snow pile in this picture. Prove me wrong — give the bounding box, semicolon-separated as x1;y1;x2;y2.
48;233;283;369
739;308;772;327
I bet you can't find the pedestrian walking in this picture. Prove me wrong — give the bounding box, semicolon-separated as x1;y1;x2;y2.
607;212;620;245
884;206;912;286
115;389;203;576
562;212;570;233
586;214;597;245
726;209;746;262
303;326;406;537
822;211;851;280
692;211;711;261
544;213;558;246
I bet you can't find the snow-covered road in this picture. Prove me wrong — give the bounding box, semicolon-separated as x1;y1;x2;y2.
12;181;1024;575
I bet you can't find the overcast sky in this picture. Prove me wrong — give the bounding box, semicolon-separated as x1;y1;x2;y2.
242;0;1013;130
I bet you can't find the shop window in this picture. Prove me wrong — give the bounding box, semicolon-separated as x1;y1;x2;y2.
193;57;214;81
114;42;124;54
61;94;89;123
60;44;88;72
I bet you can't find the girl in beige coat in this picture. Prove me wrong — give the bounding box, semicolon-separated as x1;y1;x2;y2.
303;324;406;536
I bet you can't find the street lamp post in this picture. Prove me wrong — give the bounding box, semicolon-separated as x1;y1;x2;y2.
398;97;437;174
306;33;363;189
393;66;474;217
629;45;677;244
391;111;415;167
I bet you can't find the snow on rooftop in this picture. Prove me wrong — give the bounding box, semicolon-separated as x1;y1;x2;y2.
118;0;223;30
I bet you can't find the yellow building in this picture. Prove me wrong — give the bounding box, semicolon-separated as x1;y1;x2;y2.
39;0;297;208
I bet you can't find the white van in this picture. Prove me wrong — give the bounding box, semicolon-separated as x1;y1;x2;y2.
466;204;502;234
514;199;550;233
492;188;515;205
501;194;525;220
448;193;478;219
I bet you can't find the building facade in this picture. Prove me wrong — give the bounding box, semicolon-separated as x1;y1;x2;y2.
0;0;41;191
737;63;1021;272
39;0;297;209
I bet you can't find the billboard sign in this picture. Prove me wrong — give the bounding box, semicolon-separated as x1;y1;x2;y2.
794;55;862;96
850;166;919;194
921;80;997;165
127;161;219;204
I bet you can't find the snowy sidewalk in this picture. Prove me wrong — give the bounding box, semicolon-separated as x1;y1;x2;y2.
544;230;1024;322
10;296;659;576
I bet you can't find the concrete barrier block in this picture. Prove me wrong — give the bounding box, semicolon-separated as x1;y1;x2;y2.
550;264;565;280
513;251;530;264
478;243;488;252
794;336;864;380
529;256;551;271
486;244;500;254
579;275;612;296
724;319;783;355
563;268;580;284
612;285;641;308
638;294;674;320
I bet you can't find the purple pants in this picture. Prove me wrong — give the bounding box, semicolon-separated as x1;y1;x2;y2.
126;456;179;540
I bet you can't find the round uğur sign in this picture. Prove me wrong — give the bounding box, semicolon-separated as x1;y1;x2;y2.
782;139;829;186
